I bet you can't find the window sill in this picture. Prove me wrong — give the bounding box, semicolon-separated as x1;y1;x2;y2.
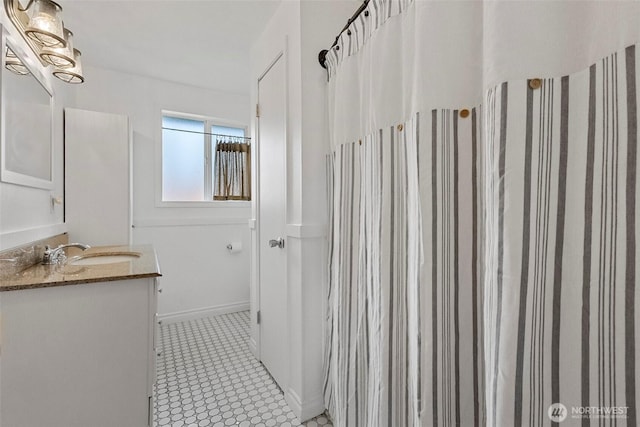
156;201;251;209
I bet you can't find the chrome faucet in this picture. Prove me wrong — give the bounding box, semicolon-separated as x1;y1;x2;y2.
42;243;91;265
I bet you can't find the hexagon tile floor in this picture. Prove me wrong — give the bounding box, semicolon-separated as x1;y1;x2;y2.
154;311;333;427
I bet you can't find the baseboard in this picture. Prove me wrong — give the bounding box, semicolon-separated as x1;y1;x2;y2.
158;301;249;324
284;388;325;422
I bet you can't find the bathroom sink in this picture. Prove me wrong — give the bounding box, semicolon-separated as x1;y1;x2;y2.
67;252;141;266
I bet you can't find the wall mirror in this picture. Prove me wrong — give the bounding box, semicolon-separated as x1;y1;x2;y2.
0;27;54;190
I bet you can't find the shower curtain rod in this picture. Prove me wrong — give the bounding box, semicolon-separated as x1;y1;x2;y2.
318;0;371;69
162;127;251;141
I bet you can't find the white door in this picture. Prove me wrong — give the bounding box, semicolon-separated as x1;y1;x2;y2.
257;54;288;389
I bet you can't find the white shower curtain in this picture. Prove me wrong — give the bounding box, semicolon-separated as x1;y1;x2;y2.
325;118;423;426
483;49;640;426
324;1;640;426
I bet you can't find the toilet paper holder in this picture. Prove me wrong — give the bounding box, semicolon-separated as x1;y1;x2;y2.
226;242;242;253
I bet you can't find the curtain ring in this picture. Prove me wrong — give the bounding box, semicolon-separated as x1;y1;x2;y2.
460;109;470;118
397;124;404;132
529;78;542;90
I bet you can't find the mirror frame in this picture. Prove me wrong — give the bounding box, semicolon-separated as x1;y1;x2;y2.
0;25;55;190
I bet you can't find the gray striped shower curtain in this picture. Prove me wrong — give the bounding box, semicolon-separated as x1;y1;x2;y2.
324;43;640;427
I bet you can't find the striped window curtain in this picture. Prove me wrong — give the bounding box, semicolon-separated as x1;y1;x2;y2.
213;136;251;201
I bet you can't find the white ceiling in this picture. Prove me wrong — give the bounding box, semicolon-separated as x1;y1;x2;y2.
61;0;283;94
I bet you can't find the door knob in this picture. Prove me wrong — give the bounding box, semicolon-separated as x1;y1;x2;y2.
269;238;285;249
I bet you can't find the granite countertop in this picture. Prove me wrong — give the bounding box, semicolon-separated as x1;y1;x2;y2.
0;245;162;292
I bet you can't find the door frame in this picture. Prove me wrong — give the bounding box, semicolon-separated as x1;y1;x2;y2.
254;47;288;368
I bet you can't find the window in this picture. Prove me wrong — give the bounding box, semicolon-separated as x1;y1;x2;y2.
161;113;251;202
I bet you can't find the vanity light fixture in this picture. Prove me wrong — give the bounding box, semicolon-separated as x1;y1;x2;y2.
4;47;29;75
3;0;84;83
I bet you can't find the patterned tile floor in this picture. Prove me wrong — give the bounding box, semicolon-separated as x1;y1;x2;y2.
154;311;333;427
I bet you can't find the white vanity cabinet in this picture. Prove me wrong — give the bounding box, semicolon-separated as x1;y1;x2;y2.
0;277;158;427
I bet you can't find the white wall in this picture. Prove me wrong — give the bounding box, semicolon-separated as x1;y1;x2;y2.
250;0;358;421
297;0;359;418
73;65;252;319
0;15;73;250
